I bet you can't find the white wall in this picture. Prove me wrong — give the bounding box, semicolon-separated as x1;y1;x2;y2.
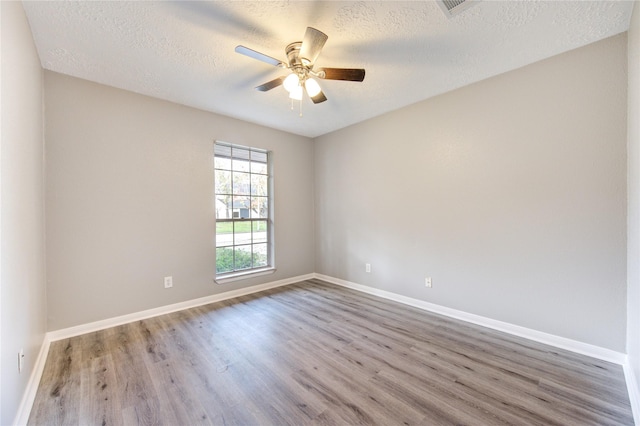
44;71;315;331
315;34;628;352
0;2;47;425
627;0;640;415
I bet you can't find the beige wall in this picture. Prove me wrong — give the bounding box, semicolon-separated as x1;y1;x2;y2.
627;0;640;411
44;72;315;331
315;34;628;351
3;3;635;420
0;2;47;424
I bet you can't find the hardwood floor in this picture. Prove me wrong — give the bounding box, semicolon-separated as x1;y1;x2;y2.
29;279;634;425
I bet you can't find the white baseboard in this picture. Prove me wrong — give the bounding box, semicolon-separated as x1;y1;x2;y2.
318;275;640;422
13;273;313;425
15;272;635;425
314;274;640;424
13;335;51;426
624;360;640;426
48;273;313;342
314;273;627;365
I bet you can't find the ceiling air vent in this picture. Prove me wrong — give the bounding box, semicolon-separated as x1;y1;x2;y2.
437;0;479;18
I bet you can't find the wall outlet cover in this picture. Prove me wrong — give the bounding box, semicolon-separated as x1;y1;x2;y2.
18;349;24;373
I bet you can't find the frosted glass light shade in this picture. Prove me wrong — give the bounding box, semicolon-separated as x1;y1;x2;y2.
305;78;322;97
289;85;303;100
283;73;299;92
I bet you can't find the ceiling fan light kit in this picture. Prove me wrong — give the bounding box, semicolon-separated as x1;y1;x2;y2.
235;27;366;113
283;73;300;92
305;78;322;97
289;85;303;101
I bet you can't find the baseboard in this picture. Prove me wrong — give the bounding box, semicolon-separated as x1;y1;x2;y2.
624;360;640;426
15;273;313;425
16;272;633;425
10;273;310;424
316;273;640;422
314;273;627;365
48;273;314;342
13;335;51;426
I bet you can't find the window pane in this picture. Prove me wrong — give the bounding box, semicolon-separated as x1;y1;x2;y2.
216;222;233;247
233;146;251;161
234;221;251;233
251;197;269;218
253;244;268;268
232;196;250;219
251;161;267;175
232;171;250;195
215;170;231;194
216;247;234;273
232;159;250;172
251;174;268;196
215;195;232;219
232;151;250;172
234;245;253;270
215;143;232;157
234;222;252;245
251;150;267;163
214;156;231;170
253;220;267;243
214;144;232;169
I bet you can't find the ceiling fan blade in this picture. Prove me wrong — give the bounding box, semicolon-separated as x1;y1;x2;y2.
318;68;366;82
235;45;285;67
310;90;327;104
299;27;328;65
255;77;285;92
304;81;327;104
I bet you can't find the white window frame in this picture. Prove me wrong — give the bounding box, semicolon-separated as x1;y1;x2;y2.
214;141;275;283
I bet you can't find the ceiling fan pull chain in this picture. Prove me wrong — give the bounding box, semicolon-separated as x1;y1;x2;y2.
299;99;303;117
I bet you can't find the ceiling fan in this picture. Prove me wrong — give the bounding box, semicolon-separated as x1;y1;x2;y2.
235;27;365;104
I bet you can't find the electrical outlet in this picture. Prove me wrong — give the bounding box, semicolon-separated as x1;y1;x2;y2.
18;349;24;373
164;276;173;288
425;277;432;288
365;263;371;273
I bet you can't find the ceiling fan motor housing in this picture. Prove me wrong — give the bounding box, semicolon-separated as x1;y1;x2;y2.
286;41;312;81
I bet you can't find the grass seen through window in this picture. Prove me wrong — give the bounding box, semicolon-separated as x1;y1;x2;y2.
216;221;266;234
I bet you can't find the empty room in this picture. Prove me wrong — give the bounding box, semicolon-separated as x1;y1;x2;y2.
2;0;640;425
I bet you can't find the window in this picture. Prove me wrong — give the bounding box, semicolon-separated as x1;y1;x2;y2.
214;142;273;278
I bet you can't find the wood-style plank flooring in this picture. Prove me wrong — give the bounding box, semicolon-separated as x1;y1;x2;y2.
29;279;634;425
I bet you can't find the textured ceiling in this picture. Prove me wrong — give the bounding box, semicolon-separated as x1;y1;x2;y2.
23;1;633;138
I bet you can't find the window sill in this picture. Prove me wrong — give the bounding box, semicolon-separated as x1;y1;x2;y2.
214;267;276;284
